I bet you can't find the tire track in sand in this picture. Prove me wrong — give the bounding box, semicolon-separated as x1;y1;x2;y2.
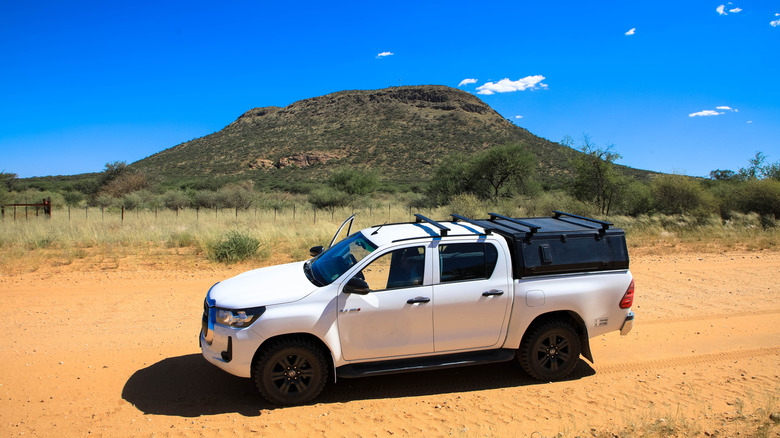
595;346;780;374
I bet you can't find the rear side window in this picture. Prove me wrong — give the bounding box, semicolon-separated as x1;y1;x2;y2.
439;243;498;283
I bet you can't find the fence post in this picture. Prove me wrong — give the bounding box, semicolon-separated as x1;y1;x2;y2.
313;207;317;224
121;206;125;223
293;204;296;219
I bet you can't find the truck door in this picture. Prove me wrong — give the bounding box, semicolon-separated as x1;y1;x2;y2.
337;246;434;361
432;241;512;352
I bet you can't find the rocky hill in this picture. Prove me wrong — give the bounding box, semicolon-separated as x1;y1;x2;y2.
132;85;650;188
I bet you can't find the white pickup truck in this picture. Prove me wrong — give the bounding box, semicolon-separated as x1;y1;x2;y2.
200;212;635;405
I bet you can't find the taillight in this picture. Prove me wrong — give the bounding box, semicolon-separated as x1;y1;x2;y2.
619;280;634;309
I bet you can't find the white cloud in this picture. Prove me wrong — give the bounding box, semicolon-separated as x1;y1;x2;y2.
747;120;753;124
717;5;727;15
625;28;636;36
730;7;742;13
716;106;738;112
476;76;548;95
376;51;394;58
689;110;723;117
515;115;523;119
771;18;780;27
458;78;478;87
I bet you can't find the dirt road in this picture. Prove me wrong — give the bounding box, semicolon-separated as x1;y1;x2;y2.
1;251;778;437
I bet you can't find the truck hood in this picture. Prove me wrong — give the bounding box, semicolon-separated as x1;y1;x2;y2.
207;261;318;308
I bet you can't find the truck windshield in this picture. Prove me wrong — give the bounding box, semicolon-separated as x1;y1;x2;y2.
306;232;377;286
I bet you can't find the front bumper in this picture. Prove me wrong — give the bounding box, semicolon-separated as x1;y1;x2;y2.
200;326;265;379
620;311;635;336
200;298;265;379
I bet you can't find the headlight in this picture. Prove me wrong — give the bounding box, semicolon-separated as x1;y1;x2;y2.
215;306;266;328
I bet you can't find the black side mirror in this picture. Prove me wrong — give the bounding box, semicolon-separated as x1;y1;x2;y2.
309;245;324;257
343;277;370;295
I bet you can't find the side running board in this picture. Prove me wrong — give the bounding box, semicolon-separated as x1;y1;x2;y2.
336;349;516;378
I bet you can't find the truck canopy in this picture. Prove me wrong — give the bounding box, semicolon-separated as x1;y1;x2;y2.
425;211;629;278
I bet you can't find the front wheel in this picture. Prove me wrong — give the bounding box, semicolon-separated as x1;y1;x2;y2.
253;338;328;406
518;320;581;381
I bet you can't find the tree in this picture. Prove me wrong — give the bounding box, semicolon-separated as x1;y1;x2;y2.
0;171;17;191
192;190;218;210
469;143;536;203
569;136;624;215
0;171;14;206
101;172;150;197
100;161;129;186
219;182;255;216
709;169;738;181
162;190;190;214
425;143;538;206
425;153;471;206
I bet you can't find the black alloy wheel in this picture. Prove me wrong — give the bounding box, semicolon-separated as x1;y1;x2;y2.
253;338;328;406
518;320;581;381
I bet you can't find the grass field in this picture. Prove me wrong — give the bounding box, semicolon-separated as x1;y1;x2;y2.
1;204;778;274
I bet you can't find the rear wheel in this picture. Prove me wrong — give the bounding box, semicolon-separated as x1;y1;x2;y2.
518;320;581;381
253;338;328;406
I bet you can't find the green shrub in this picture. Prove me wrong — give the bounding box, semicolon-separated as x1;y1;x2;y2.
650;174;715;218
208;230;260;263
448;193;486;218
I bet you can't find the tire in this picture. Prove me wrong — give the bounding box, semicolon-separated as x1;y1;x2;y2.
253;338;328;406
518;319;581;381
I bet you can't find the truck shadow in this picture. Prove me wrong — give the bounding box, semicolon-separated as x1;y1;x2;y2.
122;354;595;417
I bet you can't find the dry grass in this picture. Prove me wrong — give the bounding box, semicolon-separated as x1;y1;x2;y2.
2;206;779;274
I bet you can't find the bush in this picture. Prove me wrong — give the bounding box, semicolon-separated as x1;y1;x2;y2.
329;168;378;196
651;174;715;217
208;231;260;263
448;193;486;218
736;179;780;219
308;187;348;210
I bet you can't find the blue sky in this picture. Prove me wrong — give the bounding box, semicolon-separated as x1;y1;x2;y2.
1;0;778;179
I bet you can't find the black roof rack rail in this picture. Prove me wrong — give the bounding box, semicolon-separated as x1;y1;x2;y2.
414;214;451;237
487;212;541;235
553;211;612;231
450;214;493;234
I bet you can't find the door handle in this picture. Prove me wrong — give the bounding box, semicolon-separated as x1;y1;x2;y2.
482;289;504;297
407;296;431;304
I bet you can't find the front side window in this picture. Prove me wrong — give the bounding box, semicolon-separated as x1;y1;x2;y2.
439;243;498;283
354;247;425;292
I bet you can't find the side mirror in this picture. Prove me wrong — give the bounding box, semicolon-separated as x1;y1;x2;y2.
309;245;324;257
343;277;370;295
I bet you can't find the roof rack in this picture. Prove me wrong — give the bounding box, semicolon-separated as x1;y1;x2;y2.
487;212;541;235
553;211;613;231
450;214;494;234
414;214;451;237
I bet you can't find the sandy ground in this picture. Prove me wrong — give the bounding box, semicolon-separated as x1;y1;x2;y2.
1;250;779;437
